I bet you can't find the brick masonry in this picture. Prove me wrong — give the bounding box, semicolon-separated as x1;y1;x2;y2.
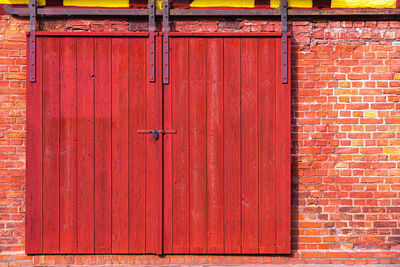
0;14;399;266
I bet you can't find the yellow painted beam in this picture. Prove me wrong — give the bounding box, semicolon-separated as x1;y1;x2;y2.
0;0;45;5
190;0;255;8
270;0;313;8
331;0;396;8
63;0;129;7
0;0;396;10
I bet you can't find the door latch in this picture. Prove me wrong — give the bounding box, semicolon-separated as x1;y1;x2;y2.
137;129;177;140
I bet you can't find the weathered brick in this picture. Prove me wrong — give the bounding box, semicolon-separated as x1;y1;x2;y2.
0;12;398;267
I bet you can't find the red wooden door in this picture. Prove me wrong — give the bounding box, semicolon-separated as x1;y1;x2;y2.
163;33;291;254
26;33;290;255
26;33;162;254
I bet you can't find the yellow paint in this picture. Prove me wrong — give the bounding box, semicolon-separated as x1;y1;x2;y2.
190;0;255;8
395;73;400;80
156;0;163;9
0;0;45;5
385;147;400;153
63;0;129;7
365;111;376;117
331;0;396;8
270;0;312;8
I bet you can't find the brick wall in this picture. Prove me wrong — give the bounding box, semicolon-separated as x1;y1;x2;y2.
0;14;399;266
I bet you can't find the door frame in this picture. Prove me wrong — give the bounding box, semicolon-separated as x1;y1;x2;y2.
27;31;290;255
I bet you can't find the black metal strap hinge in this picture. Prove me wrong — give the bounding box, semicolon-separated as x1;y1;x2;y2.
137;129;177;140
162;0;170;84
280;0;288;84
29;0;37;83
148;0;156;82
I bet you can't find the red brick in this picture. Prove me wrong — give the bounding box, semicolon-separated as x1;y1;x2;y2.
0;13;399;267
374;252;397;258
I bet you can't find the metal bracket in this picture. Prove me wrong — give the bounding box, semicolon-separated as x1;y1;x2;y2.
280;0;288;84
162;0;170;84
148;0;156;82
29;0;37;83
137;129;177;140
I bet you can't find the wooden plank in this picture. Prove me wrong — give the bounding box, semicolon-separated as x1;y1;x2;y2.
205;37;224;254
188;37;207;254
26;36;43;254
42;37;60;254
275;37;291;254
258;37;277;253
171;37;190;253
146;36;163;254
163;36;173;254
111;37;129;253
223;38;241;254
59;37;77;253
155;35;164;255
240;37;259;254
128;37;147;253
76;37;95;253
94;37;112;253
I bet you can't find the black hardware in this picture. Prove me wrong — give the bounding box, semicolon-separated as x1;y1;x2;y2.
29;0;37;83
137;130;177;140
162;0;170;84
153;131;159;140
148;0;156;82
280;0;288;84
5;5;400;17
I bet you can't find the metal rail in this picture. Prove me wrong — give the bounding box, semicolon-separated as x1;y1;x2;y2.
8;2;399;84
4;5;400;17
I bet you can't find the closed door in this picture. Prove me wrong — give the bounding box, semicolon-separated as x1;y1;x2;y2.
27;34;163;254
163;34;290;254
26;33;290;255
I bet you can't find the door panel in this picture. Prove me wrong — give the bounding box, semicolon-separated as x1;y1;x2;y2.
27;33;290;255
163;35;291;254
27;35;162;254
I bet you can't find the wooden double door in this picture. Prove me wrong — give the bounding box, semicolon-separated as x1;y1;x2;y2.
26;33;291;255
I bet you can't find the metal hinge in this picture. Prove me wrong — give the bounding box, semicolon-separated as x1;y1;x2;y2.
137;129;177;140
148;0;156;82
280;0;288;84
29;0;37;83
162;0;170;84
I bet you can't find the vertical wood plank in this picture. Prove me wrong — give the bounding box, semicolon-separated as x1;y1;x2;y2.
77;37;95;253
111;37;129;253
171;37;190;253
146;36;163;254
206;37;224;254
163;36;173;254
94;37;112;253
240;37;259;254
128;37;147;253
42;37;60;254
26;36;42;254
223;38;241;254
59;37;77;253
275;37;291;254
155;35;164;255
258;37;276;253
188;38;207;254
